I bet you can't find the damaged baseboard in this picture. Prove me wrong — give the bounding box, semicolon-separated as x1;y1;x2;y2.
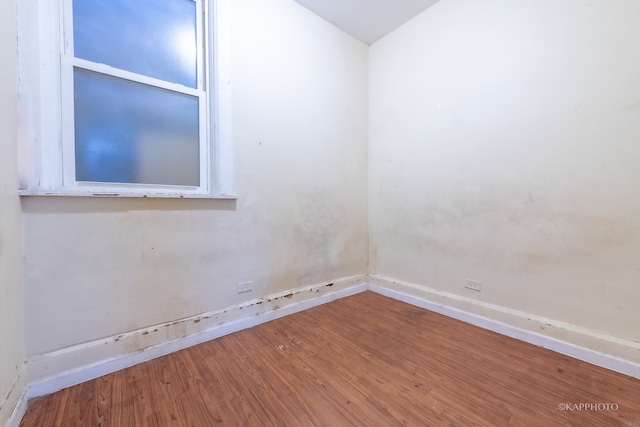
1;371;26;427
26;275;368;399
23;272;640;408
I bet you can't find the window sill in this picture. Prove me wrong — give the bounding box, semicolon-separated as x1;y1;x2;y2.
18;189;238;199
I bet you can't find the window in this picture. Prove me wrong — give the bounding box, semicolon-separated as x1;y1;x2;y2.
18;0;234;198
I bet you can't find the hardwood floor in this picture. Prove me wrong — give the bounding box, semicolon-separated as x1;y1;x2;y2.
20;291;640;426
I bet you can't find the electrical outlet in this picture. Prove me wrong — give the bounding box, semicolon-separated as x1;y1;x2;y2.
237;281;253;294
465;279;482;292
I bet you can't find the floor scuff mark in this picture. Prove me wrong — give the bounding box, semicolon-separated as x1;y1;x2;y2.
275;336;303;352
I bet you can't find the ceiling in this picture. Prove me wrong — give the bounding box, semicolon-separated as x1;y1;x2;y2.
293;0;441;45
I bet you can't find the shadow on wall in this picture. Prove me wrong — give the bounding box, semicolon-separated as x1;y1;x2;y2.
20;197;237;214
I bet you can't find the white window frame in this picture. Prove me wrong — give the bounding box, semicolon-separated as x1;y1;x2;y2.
17;0;235;199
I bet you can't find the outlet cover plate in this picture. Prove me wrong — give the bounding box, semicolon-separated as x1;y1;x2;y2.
465;279;482;292
237;281;253;294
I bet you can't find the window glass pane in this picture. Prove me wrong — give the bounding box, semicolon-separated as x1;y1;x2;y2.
74;68;200;186
73;0;197;88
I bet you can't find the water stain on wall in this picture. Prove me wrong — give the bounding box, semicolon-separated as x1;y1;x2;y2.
387;191;639;271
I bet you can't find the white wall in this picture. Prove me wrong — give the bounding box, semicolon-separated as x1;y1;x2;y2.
0;0;26;422
369;0;640;357
22;0;368;375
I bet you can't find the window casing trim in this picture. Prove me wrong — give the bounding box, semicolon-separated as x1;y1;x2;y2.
17;0;235;199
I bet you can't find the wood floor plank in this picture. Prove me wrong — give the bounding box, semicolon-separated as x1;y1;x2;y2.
20;292;640;426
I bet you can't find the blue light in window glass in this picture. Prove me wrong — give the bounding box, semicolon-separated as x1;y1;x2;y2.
74;68;200;186
73;0;197;88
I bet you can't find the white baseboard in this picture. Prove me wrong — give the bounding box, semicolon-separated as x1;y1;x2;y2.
368;275;640;379
22;272;640;413
26;275;368;399
1;372;26;427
